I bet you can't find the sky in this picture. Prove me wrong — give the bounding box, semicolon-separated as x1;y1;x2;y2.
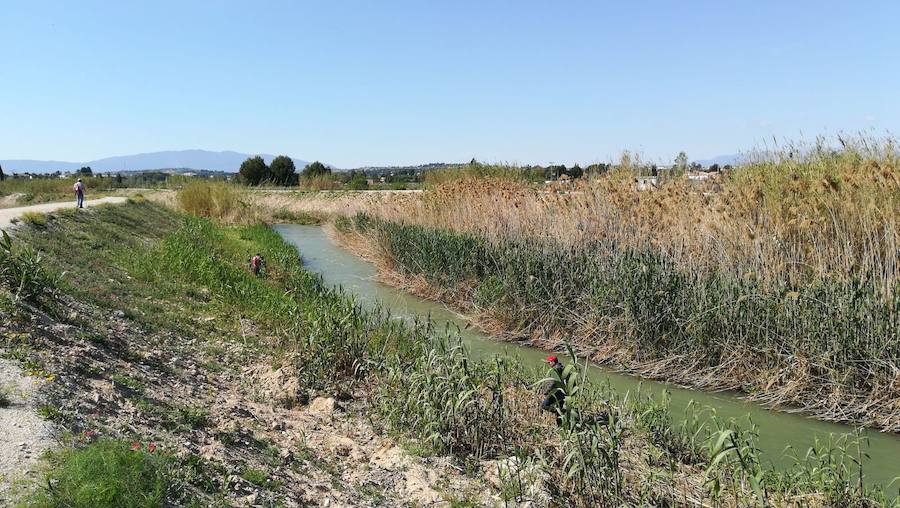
1;1;898;168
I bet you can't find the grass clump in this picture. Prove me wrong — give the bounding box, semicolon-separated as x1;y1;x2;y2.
0;230;60;305
0;384;12;407
175;180;241;220
19;211;49;227
240;467;281;490
171;405;209;429
22;439;168;508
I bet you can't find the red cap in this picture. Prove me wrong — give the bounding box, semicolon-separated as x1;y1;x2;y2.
546;355;557;363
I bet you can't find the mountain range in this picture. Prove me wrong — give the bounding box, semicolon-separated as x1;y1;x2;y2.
693;153;746;167
1;150;310;174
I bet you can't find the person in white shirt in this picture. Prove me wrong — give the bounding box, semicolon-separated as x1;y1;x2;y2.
73;179;85;208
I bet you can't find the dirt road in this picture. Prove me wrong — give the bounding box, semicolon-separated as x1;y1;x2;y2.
0;197;128;230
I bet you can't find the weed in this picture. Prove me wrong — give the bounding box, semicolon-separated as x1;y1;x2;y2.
171;405;209;430
0;384;12;407
110;373;145;394
240;467;281;490
0;229;61;305
37;404;65;422
199;360;224;373
357;482;387;505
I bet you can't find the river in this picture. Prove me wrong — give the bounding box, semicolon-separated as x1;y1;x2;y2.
275;224;900;492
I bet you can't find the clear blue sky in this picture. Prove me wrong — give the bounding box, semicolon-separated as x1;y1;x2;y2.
2;1;898;168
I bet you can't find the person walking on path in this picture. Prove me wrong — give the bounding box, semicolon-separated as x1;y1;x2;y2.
73;179;85;208
250;253;265;277
540;355;569;426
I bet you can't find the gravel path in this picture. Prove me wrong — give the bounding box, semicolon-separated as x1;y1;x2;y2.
0;197;128;230
0;359;53;502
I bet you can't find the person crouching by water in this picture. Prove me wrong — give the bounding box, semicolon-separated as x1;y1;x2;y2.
540;355;568;426
73;179;85;208
249;253;265;277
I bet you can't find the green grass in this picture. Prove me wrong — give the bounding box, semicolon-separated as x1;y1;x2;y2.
21;440;168;508
240;467;281;490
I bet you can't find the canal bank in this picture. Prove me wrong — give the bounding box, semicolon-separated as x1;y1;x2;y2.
275;224;900;493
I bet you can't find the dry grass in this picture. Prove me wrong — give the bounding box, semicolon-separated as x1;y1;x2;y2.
313;138;900;297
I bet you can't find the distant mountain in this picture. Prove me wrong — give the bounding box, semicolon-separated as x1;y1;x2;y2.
694;153;746;167
1;150;310;173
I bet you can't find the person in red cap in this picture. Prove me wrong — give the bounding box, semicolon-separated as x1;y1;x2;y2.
540;354;568;425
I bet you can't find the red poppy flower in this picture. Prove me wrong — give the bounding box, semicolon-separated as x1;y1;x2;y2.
148;443;157;453
131;442;141;451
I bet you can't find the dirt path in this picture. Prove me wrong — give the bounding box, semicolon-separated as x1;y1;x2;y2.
0;197;128;230
0;359;54;503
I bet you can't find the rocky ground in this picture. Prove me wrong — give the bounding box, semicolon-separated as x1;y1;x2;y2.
0;292;503;506
0;358;54;503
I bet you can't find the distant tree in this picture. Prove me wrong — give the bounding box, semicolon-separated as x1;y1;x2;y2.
570;164;584;179
347;173;369;190
78;166;93;176
708;163;720;173
301;161;331;179
650;164;658;177
547;165;567;179
673;152;688;175
269;155;296;186
115;173;124;185
722;164;732;171
0;163;5;182
689;162;702;172
239;156;269;186
586;163;610;176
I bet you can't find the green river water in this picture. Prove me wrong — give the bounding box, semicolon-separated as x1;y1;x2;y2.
275;224;900;492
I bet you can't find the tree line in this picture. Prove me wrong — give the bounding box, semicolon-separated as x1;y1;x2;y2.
238;156;332;186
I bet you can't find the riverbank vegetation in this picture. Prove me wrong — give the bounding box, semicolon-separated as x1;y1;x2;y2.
320;137;900;433
3;198;896;505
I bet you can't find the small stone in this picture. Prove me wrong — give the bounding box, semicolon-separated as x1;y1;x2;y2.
308;397;336;415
